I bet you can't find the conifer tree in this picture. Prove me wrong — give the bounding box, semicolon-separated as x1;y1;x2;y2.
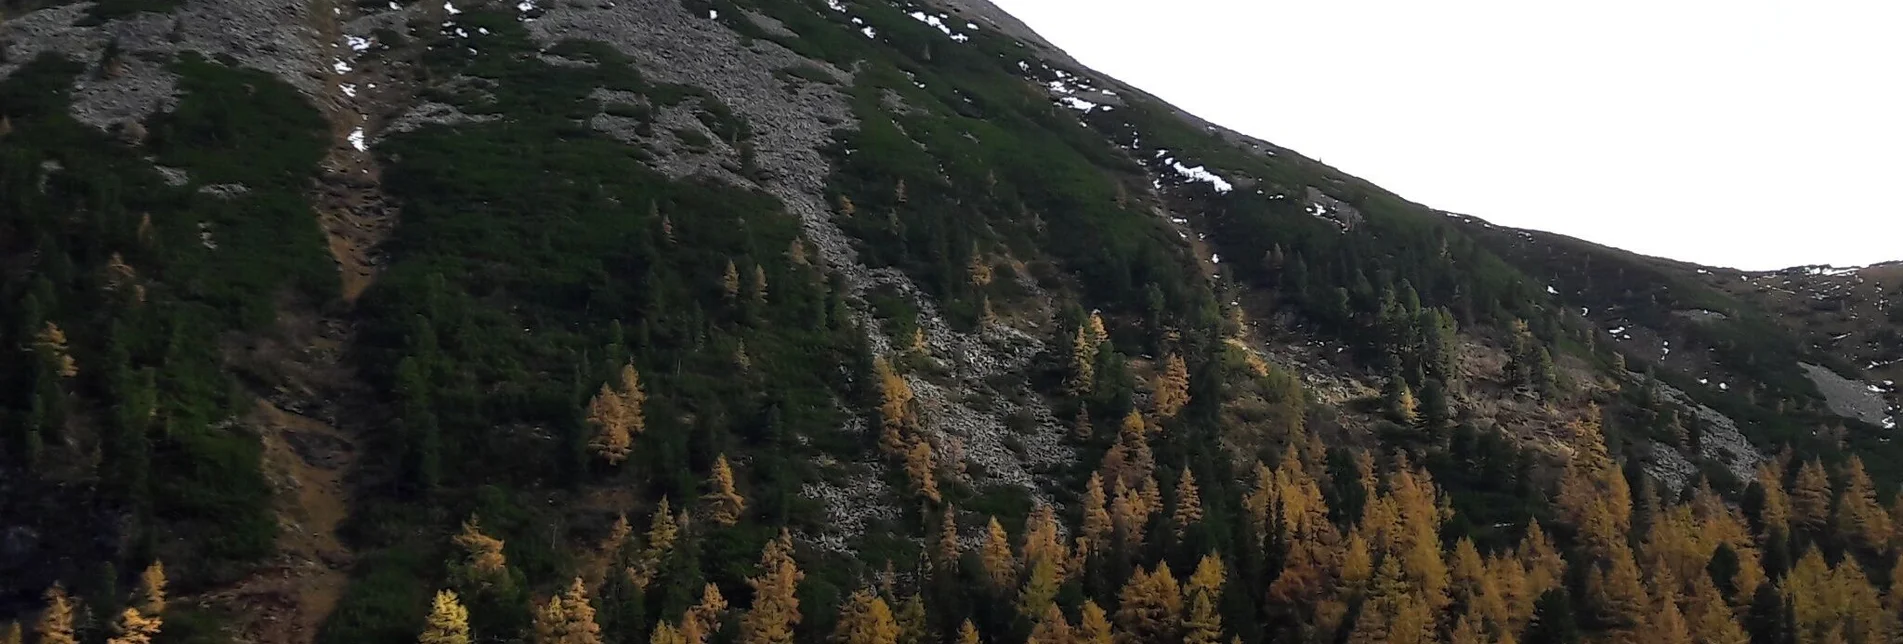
935;505;961;574
35;585;77;644
903;439;941;503
894;595;926;644
875;357;914;458
1073;407;1093;440
1384;376;1418;424
420;590;472;644
1587;544;1648;635
1791;459;1831;534
1017;556;1060;619
1685;574;1748;644
1832;455;1890;550
1171;468;1203;538
1021;503;1065;575
1753;463;1791;534
739;531;803;644
135;561;166;615
1151;353;1190;419
105;608;161;644
35;322;78;378
586;383;633;465
1186;554;1225;603
683;583;728;644
1026;604;1072;644
980;516;1016;590
453;516;511;590
831;589;899;644
722;260;741;300
955;620;981;644
1182;590;1222;644
1344;558;1435;644
650;622;687;644
0;623;17;644
750;265;768;304
629;498;679;590
1114;564;1182;644
1082;473;1112;551
1078;601;1112;644
1110;484;1147;551
703;454;746;526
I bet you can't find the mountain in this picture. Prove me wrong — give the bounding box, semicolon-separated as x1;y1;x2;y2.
1;0;1899;642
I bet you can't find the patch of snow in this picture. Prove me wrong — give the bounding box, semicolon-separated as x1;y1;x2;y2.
345;35;372;52
1546;285;1559;295
1165;160;1233;193
443;0;460;14
966;22;979;29
1211;253;1222;264
861;25;876;38
1719;383;1729;391
1058;96;1098;111
826;0;846;11
341;83;358;97
479;27;489;34
1609;326;1626;335
348;128;367;151
907;11;969;42
332;59;352;74
198;223;217;250
708;8;717;18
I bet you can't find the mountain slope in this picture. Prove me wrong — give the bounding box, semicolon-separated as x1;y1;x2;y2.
1;0;1899;643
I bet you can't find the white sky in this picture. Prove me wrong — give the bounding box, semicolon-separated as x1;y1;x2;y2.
989;0;1903;270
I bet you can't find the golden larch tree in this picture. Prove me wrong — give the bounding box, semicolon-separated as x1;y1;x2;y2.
1754;462;1791;534
1833;455;1890;550
1186;554;1225;603
832;589;898;644
750;265;768;304
35;322;78;378
454;515;511;590
738;531;803;644
722;259;741;300
1791;459;1832;533
935;505;960;574
1021;503;1065;575
586;384;633;465
1114;564;1183;644
682;583;728;644
1016;556;1060;619
1026;604;1072;644
650;622;687;644
1081;473;1112;551
903;438;941;503
1344;558;1435;644
1586;543;1648;636
36;585;78;644
1685;574;1749;644
629;498;679;590
1077;601;1112;644
136;560;167;615
1;622;18;644
1182;589;1223;644
1171;468;1204;538
980;516;1016;590
1110;484;1147;551
955;620;981;644
703;454;746;526
874;357;914;458
420;590;472;644
104;608;161;644
1151;353;1190;419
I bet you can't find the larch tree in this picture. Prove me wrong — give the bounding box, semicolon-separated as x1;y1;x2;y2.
874;357;914;459
1383;376;1418;425
650;622;687;644
1081;473;1112;551
749;264;768;305
0;622;17;644
36;585;77;644
1587;543;1649;636
894;595;926;644
1185;554;1225;604
551;578;602;644
1791;459;1832;534
955;620;981;644
105;608;161;644
903;438;941;504
1151;353;1191;419
1026;604;1073;644
1171;468;1204;538
934;505;961;574
1344;558;1435;644
831;589;899;644
1078;601;1112;644
1114;564;1183;644
980;516;1016;590
1832;455;1890;550
703;454;746;526
1021;503;1066;574
35;322;78;378
722;259;741;300
420;590;472;644
1753;463;1791;534
738;531;803;644
1017;555;1061;619
629;498;679;590
453;515;512;590
682;583;728;644
1182;590;1223;644
586;383;633;465
1073;407;1093;440
1685;574;1749;644
135;560;166;615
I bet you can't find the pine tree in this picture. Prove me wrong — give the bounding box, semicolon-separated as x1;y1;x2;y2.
903;439;941;503
980;516;1016;590
703;454;746;526
1791;459;1831;534
104;608;161;644
739;531;803;644
1151;353;1191;419
1171;468;1204;538
420;590;472;644
36;585;77;644
135;560;166;615
831;589;899;644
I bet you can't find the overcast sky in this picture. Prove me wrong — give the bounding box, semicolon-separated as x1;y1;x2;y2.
988;0;1903;271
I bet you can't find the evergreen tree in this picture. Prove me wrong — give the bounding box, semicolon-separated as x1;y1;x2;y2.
1831;455;1889;550
104;608;161;644
1384;375;1418;425
135;561;166;615
831;589;899;644
1791;460;1831;534
1151;353;1191;419
36;585;78;644
980;516;1016;590
1523;589;1579;644
1171;468;1204;538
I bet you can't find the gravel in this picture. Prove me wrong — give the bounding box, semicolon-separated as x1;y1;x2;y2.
1800;362;1889;427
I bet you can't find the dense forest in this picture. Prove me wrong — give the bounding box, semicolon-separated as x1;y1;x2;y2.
1;0;1899;643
